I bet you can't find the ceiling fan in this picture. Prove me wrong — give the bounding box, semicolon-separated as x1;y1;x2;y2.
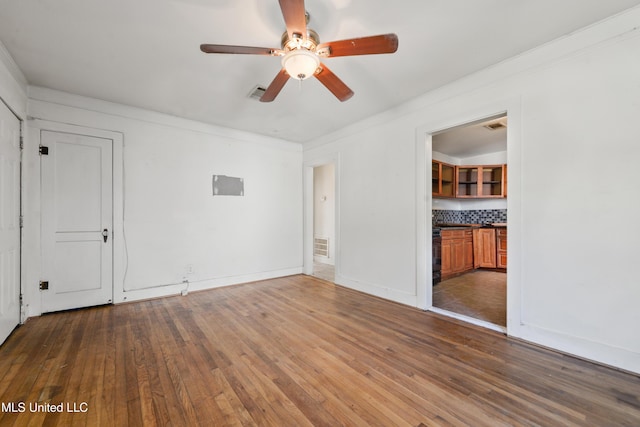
200;0;398;102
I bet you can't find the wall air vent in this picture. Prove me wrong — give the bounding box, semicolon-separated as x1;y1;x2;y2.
314;237;329;258
248;85;267;100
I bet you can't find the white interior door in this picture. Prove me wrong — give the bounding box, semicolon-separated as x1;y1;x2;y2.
0;102;21;344
41;130;113;313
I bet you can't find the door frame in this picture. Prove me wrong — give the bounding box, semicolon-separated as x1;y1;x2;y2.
303;154;340;278
0;97;23;338
415;97;522;334
27;119;124;316
429;113;508;333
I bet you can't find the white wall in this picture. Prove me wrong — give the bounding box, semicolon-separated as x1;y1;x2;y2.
432;196;507;212
313;163;335;264
306;124;419;305
433;150;507;166
304;7;640;373
21;87;303;315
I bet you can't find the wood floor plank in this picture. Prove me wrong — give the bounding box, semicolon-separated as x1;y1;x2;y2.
1;274;639;426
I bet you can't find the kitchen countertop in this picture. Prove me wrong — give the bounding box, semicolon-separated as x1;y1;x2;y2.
434;223;480;230
434;223;506;229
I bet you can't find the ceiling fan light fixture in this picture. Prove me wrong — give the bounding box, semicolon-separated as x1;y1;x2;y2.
282;49;319;80
200;2;398;102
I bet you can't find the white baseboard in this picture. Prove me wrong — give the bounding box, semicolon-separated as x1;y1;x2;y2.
114;267;303;304
335;274;417;307
511;322;640;376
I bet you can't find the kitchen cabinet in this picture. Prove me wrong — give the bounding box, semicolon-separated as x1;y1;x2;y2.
441;228;473;280
473;228;497;268
438;226;507;281
432;160;455;197
456;165;506;198
433;163;507;199
496;228;507;269
472;227;507;270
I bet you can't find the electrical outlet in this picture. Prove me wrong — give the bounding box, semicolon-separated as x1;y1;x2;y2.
186;264;194;275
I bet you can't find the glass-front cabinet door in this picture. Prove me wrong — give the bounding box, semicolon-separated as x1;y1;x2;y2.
434;162;506;198
432;161;455;197
456;165;505;198
481;165;505;196
456;166;479;197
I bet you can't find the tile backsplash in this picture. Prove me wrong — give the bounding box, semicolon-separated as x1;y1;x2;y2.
432;209;507;225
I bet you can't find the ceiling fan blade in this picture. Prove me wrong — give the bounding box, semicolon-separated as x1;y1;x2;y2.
260;69;290;102
278;0;307;40
314;63;354;102
200;44;282;56
316;33;399;57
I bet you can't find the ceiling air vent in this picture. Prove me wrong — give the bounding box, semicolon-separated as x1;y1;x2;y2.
248;85;267;100
483;121;507;131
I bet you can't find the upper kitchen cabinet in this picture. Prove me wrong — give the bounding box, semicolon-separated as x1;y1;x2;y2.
432;160;455;197
456;165;506;198
432;115;508;199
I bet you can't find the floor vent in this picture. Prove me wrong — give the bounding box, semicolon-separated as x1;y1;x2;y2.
314;237;329;258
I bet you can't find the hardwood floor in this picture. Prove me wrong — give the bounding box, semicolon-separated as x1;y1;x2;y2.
312;262;335;282
433;270;506;327
1;275;639;426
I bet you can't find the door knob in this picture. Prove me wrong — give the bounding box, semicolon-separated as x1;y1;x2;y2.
102;228;109;243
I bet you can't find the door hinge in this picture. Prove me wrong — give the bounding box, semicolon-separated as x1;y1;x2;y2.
19;216;24;228
39;280;49;290
39;145;49;155
19;135;24;150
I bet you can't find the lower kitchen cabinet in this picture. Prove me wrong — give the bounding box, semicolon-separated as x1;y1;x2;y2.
496;228;507;269
441;229;473;280
439;227;507;281
473;228;497;269
472;227;507;271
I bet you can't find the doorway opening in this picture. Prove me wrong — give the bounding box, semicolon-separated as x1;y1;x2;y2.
311;163;335;282
431;113;507;331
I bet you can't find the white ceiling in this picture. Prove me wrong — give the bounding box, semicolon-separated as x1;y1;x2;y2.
1;0;639;144
433;115;507;158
